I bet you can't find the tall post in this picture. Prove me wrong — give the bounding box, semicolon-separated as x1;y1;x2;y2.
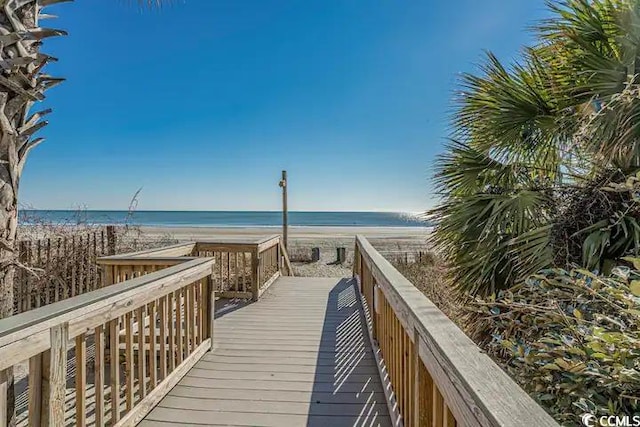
279;170;288;251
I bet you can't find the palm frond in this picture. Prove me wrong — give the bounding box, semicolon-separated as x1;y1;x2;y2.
432;0;640;296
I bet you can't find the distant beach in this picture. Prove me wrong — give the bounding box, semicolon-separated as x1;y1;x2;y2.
20;210;432;277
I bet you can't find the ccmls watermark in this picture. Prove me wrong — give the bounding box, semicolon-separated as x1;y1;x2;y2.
582;414;640;427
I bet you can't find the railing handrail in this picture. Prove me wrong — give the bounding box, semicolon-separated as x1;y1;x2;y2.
96;256;199;266
0;257;214;356
96;236;291;301
100;241;196;259
355;235;558;427
257;235;281;253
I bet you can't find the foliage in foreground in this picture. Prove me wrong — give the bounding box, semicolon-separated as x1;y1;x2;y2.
430;0;640;295
466;264;640;424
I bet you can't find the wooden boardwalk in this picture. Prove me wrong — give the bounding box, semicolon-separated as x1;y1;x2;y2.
140;276;392;427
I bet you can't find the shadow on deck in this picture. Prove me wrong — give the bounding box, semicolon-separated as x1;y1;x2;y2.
140;276;391;427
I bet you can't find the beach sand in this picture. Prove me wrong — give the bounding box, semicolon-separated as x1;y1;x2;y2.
140;225;432;277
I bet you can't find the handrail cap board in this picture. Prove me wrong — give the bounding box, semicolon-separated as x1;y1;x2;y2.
355;235;558;427
196;234;280;246
97;256;199;265
98;242;197;259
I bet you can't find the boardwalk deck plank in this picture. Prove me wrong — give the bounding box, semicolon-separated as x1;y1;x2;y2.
142;277;392;426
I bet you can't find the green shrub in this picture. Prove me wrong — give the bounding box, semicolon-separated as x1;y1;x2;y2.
466;264;640;425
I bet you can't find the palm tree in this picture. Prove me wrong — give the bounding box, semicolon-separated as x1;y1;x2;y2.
0;2;162;424
431;0;640;296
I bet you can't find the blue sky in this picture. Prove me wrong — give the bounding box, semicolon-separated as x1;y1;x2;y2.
21;0;548;212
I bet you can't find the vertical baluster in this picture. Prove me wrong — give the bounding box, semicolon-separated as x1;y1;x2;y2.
208;275;215;350
407;334;414;427
218;252;223;291
168;292;176;372
149;300;157;390
198;279;204;345
251;250;260;301
75;334;87;426
190;283;197;351
176;289;184;365
137;305;147;399
0;370;6;427
125;312;134;410
159;296;168;381
109;318;121;423
95;325;105;427
433;385;444;426
396;314;401;405
226;252;230;291
400;320;404;411
184;286;191;357
234;252;239;291
242;252;247;292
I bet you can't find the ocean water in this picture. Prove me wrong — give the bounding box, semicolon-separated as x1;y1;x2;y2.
20;210;429;228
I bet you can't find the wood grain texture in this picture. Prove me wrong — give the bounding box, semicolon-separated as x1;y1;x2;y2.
142;277;391;427
109;318;121;424
75;334;87;426
355;235;559;427
45;323;67;426
95;325;105;427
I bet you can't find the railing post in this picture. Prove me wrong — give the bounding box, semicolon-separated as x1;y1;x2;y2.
251;249;260;301
42;323;68;426
353;243;360;279
28;355;42;426
276;241;281;273
0;369;7;427
413;327;421;427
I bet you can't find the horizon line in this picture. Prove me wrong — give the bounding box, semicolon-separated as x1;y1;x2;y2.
21;208;425;214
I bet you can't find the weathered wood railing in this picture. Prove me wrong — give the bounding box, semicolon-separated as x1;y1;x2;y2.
0;257;215;426
353;235;558;427
97;236;293;301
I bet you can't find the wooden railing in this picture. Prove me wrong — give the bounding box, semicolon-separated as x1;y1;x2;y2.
353;236;558;427
0;257;215;426
98;236;293;301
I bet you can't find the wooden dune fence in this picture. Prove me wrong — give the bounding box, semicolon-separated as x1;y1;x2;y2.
15;226;116;314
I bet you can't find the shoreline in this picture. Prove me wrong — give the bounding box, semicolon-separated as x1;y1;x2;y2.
139;225;432;241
